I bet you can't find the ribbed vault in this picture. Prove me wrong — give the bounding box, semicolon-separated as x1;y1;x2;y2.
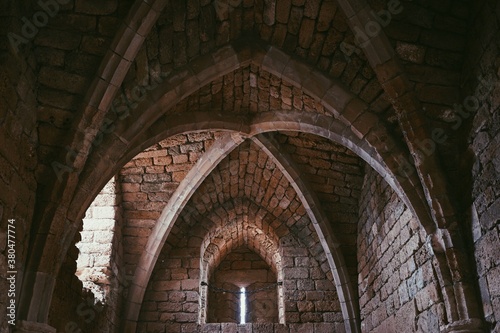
11;1;485;333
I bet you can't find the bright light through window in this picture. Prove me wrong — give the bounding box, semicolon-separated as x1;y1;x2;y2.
239;287;246;324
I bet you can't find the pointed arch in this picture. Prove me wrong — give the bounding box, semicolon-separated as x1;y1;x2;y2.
122;132;244;332
120;109;429;332
198;208;284;325
27;37;449;332
252;133;360;332
18;0;170;323
334;0;485;327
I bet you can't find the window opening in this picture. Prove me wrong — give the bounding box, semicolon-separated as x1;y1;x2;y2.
203;280;282;322
239;287;246;324
75;177;121;304
203;246;283;324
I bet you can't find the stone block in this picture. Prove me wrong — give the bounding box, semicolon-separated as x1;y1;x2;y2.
35;29;81;50
317;1;336;31
181;323;199;333
276;0;292;24
181;279;199;291
153;280;180;291
201;324;221;332
75;0;118;15
314;323;336;333
93;231;114;244
143;173;172;183
289;323;313;333
282;247;308;257
284;267;309;279
221;323;238;333
395;42;426;64
123;192;147;202
121;167;144;175
298;18;315;49
487;266;500;297
158;301;182;312
35;47;65;67
314;279;335;291
82;35;111;56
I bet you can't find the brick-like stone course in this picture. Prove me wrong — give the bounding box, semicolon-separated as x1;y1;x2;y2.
3;1;499;333
208;247;278;323
357;166;443;332
136;140;345;330
50;176;126;333
274;131;363;284
468;1;500;329
0;5;39;331
120;132;216;278
31;0;133;184
149;64;333;120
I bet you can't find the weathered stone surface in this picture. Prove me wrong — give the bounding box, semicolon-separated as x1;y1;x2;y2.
75;0;118;15
2;2;497;333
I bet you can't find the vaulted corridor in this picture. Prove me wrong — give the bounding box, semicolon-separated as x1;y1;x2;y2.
0;0;499;332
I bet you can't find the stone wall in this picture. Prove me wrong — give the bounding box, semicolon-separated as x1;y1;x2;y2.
467;1;500;331
48;177;125;333
207;247;278;324
77;178;119;303
49;237;103;333
137;220;344;333
273;131;363;288
137;233;201;333
119;132;216;281
120;131;367;332
76;176;125;333
134;138;347;332
357;166;443;332
3;1;499;333
279;233;341;327
0;2;38;332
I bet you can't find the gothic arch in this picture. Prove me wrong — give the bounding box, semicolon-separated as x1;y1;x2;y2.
252;133;360;331
198;211;284;324
334;0;485;327
26;31;428;285
119;109;422;332
6;0;488;330
17;0;170;322
53;43;435;325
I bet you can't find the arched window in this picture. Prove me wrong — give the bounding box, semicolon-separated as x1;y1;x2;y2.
206;246;279;324
198;219;285;325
